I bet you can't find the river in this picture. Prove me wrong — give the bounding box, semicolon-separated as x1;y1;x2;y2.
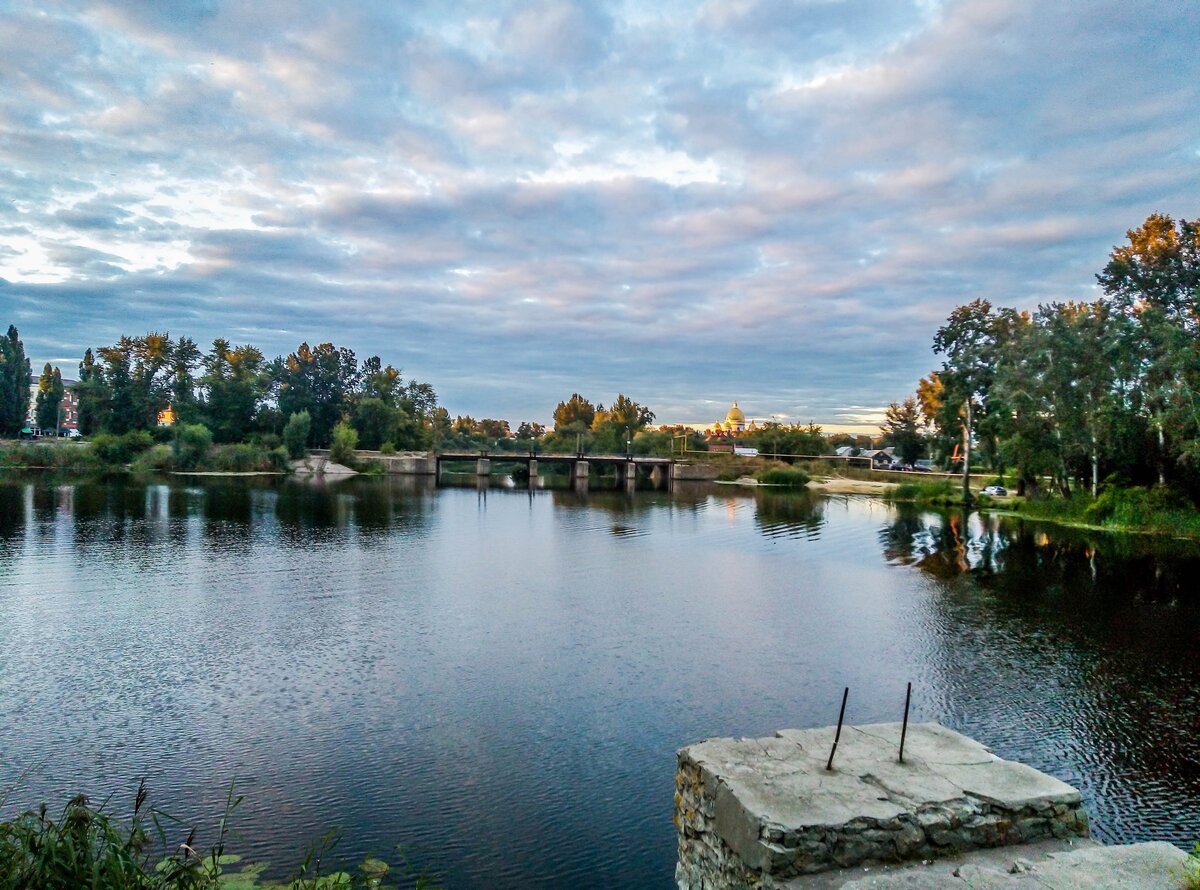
0;474;1197;888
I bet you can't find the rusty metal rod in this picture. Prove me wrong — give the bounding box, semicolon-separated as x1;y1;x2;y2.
899;681;912;763
826;687;849;771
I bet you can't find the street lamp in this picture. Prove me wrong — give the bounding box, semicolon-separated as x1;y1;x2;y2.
626;428;632;458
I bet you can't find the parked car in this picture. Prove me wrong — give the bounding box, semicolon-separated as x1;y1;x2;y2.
982;485;1008;497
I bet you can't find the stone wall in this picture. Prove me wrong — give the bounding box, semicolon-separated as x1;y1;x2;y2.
675;723;1089;890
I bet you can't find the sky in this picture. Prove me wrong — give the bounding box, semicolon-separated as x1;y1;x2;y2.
1;1;1198;431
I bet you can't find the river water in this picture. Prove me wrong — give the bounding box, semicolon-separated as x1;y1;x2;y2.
1;475;1198;887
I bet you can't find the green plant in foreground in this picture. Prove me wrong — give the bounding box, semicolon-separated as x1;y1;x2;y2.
0;784;439;890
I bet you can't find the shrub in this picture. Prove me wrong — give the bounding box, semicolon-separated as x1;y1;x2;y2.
130;444;175;474
176;424;213;470
756;467;810;487
90;430;152;465
283;411;311;459
329;421;358;465
211;444;262;473
379;441;396;456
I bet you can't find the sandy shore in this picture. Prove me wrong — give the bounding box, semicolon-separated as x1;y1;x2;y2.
806;477;898;494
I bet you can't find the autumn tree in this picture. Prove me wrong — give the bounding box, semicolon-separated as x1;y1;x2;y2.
553;393;596;430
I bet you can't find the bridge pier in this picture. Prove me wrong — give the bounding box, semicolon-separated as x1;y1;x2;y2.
624;461;637;492
573;460;589;482
476;457;490;477
528;459;538;478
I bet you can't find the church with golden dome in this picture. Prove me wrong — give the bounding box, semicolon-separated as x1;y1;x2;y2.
708;402;756;437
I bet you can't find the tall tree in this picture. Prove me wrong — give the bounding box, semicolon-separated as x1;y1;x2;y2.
35;363;65;433
932;300;1020;503
880;398;924;465
275;342;360;447
74;348;107;436
201;339;268;443
1098;213;1200;484
553;393;596;430
0;325;32;436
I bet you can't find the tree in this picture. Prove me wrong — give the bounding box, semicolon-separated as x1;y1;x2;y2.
283;410;311;459
515;421;546;442
75;348;107;436
329;420;358;465
93;333;176;433
35;364;65;433
0;325;32;437
1098;213;1200;485
932;300;1019;503
170;337;202;425
275;342;360;447
880;398;924;465
201;339;268;443
553;393;596;430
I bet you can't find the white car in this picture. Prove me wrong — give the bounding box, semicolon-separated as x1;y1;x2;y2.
982;485;1008;496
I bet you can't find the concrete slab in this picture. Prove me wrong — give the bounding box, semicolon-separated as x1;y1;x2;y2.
676;723;1090;888
808;840;1190;889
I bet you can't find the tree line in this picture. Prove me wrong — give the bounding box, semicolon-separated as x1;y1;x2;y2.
903;213;1200;502
1;331;441;451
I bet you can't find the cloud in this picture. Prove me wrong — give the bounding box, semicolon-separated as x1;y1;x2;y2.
0;0;1197;427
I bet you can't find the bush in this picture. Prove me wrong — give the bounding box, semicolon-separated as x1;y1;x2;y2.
176;424;213;470
91;430;155;466
283;411;311;459
756;467;811;487
130;444;174;474
379;441;396;455
211;444;263;473
329;421;358;465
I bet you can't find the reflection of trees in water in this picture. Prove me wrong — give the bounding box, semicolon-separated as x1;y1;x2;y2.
884;505;1200;846
752;490;826;540
272;475;434;547
882;506;1200;603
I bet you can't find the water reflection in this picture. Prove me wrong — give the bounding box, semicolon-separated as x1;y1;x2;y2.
1;476;1198;888
881;504;1200;845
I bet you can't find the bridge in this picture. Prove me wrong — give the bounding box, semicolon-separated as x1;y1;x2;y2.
434;451;677;489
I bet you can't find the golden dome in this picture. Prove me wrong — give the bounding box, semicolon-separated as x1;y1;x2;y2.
725;402;745;424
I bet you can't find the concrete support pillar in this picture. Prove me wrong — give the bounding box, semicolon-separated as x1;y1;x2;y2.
625;464;637;492
573;460;589;482
650;465;665;489
476;457;491;476
528;459;538;478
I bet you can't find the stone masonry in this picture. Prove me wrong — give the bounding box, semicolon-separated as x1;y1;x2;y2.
675;723;1090;890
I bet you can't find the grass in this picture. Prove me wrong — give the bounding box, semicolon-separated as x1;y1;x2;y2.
886;480;971;507
1007;485;1200;538
0;784;439;889
1;437;288;476
0;441;101;472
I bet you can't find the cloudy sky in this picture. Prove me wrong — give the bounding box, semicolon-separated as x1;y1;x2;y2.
2;1;1197;430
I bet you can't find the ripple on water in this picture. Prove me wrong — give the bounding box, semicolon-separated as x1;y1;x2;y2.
1;477;1198;889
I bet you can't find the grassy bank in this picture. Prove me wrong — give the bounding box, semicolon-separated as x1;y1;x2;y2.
1005;486;1200;539
0;433;288;476
0;786;438;889
886;480;972;507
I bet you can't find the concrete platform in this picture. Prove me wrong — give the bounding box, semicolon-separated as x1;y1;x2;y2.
803;838;1190;888
676;723;1091;888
